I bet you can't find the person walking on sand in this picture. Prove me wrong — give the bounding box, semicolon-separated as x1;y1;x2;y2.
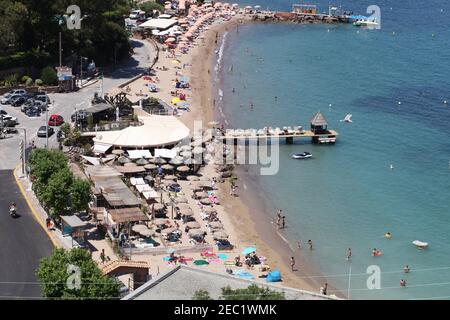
323;282;328;295
297;240;302;250
281;216;286;229
308;240;313;250
290;257;296;271
347;248;352;261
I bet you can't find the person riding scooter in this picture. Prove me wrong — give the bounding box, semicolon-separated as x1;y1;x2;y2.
9;202;17;217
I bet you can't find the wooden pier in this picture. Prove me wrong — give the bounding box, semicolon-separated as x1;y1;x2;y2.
216;112;338;145
216;129;338;144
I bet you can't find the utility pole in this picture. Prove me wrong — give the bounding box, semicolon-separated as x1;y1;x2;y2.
80;56;83;88
59;31;62;67
45;107;49;149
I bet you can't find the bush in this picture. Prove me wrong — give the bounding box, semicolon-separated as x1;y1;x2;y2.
40;66;58;86
25;78;33;86
21;75;30;83
5;73;19;86
140;2;164;15
35;79;43;86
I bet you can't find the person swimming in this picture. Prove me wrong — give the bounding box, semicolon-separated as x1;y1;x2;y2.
384;232;392;238
372;248;382;257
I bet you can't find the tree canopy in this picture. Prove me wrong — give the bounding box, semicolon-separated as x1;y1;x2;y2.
0;0;132;68
37;248;121;299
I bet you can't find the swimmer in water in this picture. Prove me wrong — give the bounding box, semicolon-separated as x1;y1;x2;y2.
232;88;235;93
403;265;410;273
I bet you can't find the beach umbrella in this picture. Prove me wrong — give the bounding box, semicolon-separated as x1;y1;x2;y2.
144;163;157;170
150;157;167;165
164;179;177;186
170;156;185;165
124;162;137;167
186;221;200;229
193;260;209;266
195;191;208;198
161;227;176;234
144;175;154;182
241;246;257;255
112;149;125;155
189;229;205;237
209;221;223;229
176;165;190;173
164;174;177;180
186;175;200;181
203;207;217;214
180;209;194;217
136;157;149;165
153;218;169;226
139;228;155;237
199;197;212;205
132;224;148;233
190;181;203;191
180;150;192;158
161;164;174;171
118;155;131;164
173;196;188;204
212;230;228;239
176;203;191;210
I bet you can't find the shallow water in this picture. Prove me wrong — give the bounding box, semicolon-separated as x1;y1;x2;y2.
217;0;450;299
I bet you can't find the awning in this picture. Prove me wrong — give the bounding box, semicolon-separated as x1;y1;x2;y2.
154;148;177;159
142;190;159;199
127;149;153;159
108;207;149;223
93;143;113;154
81;156;100;166
61;215;87;228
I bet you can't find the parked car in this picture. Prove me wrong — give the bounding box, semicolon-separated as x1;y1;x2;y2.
33;94;51;105
11;96;27;107
1;94;22;105
25;107;41;117
1;89;27;104
0;109;7;115
37;125;54;137
48;114;64;126
0;114;18;125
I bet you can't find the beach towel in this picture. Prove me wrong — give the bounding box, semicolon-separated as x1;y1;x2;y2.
224;261;235;266
218;253;228;260
163;257;171;262
234;270;254;280
207;258;221;263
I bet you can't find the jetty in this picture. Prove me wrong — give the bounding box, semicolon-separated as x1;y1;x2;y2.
216;112;338;145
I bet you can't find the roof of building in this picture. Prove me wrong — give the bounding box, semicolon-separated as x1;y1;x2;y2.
122;265;335;300
139;18;178;30
102;260;149;275
60;215;87;228
84;103;112;114
85;165;123;178
310;111;328;126
93;176;141;207
92;115;190;148
108;207;149;223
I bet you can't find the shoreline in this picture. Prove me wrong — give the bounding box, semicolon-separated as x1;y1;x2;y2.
187;16;344;297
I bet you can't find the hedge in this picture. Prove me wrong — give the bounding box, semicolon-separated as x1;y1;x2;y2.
0;51;52;71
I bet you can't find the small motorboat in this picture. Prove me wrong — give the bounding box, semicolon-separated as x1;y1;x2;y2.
292;152;312;159
353;19;379;27
412;240;428;249
340;114;353;123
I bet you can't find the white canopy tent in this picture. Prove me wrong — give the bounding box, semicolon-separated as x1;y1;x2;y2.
139;18;178;30
154;148;177;159
127;149;153;159
93;143;112;154
93;115;190;148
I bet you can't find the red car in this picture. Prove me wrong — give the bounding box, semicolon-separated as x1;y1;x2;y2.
48;114;64;126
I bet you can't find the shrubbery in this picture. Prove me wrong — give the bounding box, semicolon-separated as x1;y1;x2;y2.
40;66;58;85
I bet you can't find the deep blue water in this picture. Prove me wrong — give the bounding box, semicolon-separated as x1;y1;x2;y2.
218;0;450;299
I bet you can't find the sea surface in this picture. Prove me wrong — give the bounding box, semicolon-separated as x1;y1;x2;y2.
216;0;450;299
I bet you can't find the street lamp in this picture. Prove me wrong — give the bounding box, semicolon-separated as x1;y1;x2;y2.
80;56;88;88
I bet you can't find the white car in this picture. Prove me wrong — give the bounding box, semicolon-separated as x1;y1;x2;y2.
1;89;27;104
129;10;145;19
0;114;18;125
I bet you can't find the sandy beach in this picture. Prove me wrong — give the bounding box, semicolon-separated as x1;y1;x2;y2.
104;10;342;298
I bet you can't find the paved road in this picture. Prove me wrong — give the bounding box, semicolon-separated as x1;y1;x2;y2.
0;39;155;170
0;170;53;299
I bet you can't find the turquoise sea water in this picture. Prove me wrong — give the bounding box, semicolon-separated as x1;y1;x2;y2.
217;0;450;299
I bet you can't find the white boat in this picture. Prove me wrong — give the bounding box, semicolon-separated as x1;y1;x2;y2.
340;114;353;123
412;240;428;249
353;19;379;27
292;152;312;159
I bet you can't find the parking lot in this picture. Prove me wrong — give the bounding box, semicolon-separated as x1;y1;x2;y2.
0;39;154;170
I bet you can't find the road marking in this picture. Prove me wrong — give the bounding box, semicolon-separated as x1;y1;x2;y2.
13;164;58;248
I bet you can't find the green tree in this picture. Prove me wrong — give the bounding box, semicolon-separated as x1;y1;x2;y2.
221;285;286;300
70;178;91;212
140;2;164;16
37;248;121;299
41;66;58;85
41;167;73;217
193;289;212;300
29;149;68;185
